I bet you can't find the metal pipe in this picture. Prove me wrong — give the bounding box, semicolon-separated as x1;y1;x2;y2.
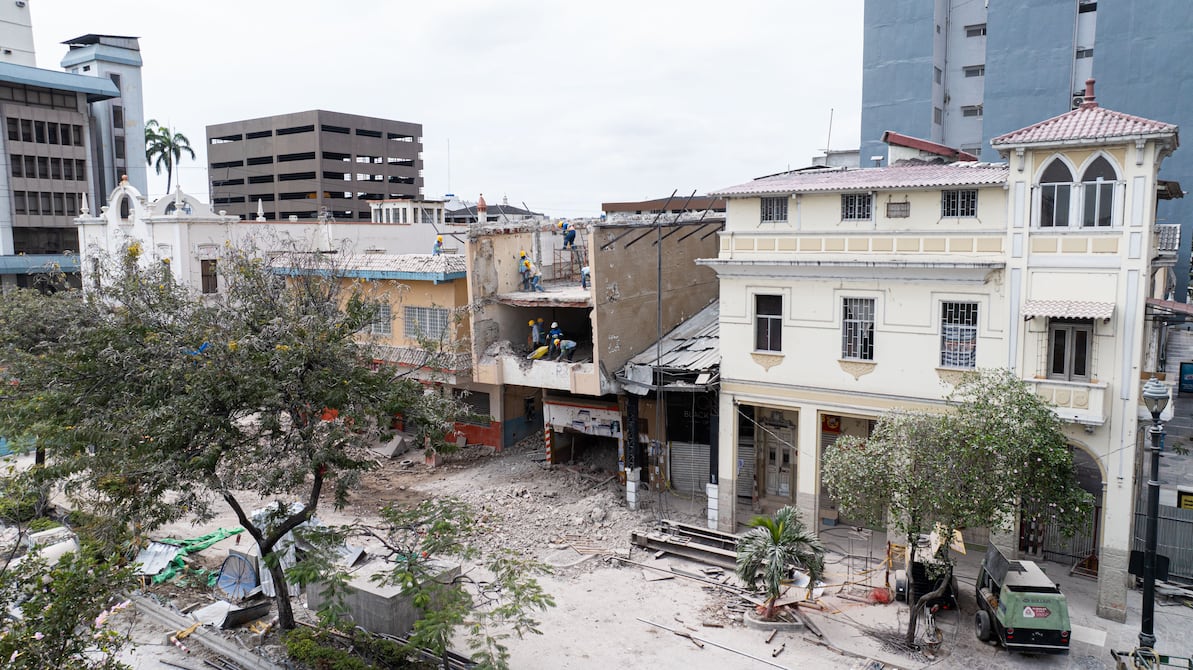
636;618;791;669
1139;418;1163;649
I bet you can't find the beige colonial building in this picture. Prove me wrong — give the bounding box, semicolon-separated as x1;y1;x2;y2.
700;90;1180;622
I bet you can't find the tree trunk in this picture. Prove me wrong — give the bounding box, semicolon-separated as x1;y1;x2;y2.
263;548;295;630
905;570;951;648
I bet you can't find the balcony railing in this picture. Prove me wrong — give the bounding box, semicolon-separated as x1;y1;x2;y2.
1025;378;1109;426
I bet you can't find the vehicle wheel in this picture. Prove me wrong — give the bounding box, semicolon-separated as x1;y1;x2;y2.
894;570;907;602
975;609;993;642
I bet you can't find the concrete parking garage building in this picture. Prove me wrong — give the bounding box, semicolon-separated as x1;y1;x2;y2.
206;110;423;222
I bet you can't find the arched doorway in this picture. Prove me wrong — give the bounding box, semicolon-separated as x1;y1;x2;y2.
1019;445;1103;574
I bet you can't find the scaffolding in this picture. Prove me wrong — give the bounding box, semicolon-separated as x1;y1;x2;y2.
552;228;588;281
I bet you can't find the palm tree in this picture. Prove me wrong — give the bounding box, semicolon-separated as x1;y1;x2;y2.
144;119;195;193
735;505;825;620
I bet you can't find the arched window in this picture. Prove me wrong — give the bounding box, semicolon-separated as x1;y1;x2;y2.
1081;156;1117;228
1039;159;1073;228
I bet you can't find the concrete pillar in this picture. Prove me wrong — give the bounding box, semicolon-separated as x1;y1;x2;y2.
795;405;819;527
626;468;641;511
706;482;719;529
716;392;737;532
1096;477;1132;622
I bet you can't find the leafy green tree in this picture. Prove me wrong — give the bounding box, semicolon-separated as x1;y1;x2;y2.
144;119;194;192
0;242;467;630
822;368;1092;647
329;498;556;670
734;505;824;620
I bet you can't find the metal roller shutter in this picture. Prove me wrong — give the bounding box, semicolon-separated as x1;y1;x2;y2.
668;441;709;494
736;437;755;499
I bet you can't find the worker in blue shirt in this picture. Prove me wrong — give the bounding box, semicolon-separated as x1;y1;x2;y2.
432;235;444;255
518;251;531;290
554;338;577;361
580;265;590;289
529;319;543;348
560;221;576;249
547;322;563;356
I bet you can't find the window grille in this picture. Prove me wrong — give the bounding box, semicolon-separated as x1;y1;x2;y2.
842;298;875;360
370;303;392;336
404;306;450;340
941;189;977;217
841;194;872;221
761;197;788;222
940;302;978;368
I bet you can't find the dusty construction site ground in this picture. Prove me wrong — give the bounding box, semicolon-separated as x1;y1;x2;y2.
91;436;1193;669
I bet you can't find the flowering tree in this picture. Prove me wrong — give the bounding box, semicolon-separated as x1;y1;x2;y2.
822;368;1092;647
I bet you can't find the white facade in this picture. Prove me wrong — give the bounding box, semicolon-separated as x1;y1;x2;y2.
0;1;36;67
702;105;1179;622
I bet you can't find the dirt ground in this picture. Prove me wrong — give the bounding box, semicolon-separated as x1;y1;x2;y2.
25;435;1192;669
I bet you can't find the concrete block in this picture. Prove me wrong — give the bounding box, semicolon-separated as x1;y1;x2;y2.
307;560;461;637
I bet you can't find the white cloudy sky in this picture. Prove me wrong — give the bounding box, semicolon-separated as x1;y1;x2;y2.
32;1;863;216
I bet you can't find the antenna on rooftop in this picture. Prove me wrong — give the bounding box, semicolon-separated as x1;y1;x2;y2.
446;138;452;194
825;107;834;155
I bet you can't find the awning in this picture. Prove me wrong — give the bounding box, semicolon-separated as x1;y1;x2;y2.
1022;299;1114;320
1146;297;1193;317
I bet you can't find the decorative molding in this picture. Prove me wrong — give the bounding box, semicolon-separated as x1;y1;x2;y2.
935;368;970;386
751;352;784;371
838;359;876;380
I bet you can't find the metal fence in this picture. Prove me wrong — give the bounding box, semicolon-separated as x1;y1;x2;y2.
1133;503;1193;585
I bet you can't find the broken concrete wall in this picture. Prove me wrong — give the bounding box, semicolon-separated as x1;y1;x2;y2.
307;562;461;638
590;221;718;372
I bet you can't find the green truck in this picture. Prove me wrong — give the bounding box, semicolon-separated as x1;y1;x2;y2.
975;545;1070;654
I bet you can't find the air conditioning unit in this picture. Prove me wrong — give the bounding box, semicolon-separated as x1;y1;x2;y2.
1071;95;1085;110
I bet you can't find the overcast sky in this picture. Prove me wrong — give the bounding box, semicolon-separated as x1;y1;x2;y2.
32;1;863;216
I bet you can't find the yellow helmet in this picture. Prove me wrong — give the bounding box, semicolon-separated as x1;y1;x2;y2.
436;235;443;242
528;320;535;326
520;250;527;257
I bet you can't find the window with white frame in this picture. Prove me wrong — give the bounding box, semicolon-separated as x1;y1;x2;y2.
760;196;788;222
841;193;872;221
404;305;450;340
754;294;782;352
940;302;978;368
1039;159;1073;228
1081;156;1117;227
961;105;983;118
370;303;392;335
842;298;875;361
965;23;987;37
963;64;985;78
1047;319;1093;381
941;189;977;217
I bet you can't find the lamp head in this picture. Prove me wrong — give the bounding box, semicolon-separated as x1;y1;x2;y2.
1142;376;1169;419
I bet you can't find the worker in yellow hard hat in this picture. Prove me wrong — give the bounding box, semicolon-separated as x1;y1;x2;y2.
432;235;444;255
529;319;543;349
554;337;577;362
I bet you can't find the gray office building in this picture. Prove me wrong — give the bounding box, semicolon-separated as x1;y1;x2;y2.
206;110;423;221
861;0;1193;298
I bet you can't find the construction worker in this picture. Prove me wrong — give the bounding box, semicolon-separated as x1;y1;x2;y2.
547;322;563;356
561;221;576;250
524;259;545;292
518;252;531;290
554;338;577;361
529;319;543;348
580;265;590;289
432;235;444;255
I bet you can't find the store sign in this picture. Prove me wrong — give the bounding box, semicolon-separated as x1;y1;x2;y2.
1178;487;1193;511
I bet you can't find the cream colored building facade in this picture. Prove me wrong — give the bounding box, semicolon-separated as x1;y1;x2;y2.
701;97;1180;622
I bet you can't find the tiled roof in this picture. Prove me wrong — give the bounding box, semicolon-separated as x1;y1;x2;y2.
374;345;471;373
1158;224;1181;253
712;163;1009;197
991;105;1177;148
1022;299;1114;320
271;253;466;279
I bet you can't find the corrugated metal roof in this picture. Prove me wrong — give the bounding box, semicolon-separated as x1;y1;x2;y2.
625;301;719;372
374;345;471;373
991;104;1177;148
712;163;1009;197
1022;299;1114;320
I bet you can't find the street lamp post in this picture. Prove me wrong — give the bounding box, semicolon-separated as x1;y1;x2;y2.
1139;376;1168;650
